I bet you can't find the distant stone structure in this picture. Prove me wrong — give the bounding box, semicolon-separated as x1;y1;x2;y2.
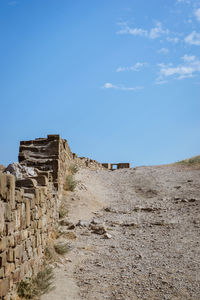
0;134;104;299
102;163;130;170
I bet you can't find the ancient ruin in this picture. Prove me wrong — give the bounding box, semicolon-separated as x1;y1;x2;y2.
0;134;106;298
102;163;130;170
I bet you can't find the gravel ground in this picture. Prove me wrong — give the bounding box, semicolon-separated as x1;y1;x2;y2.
42;165;200;300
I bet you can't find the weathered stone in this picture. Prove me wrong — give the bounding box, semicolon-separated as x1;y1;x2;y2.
5;163;36;180
91;224;107;235
0;165;6;172
7;236;15;248
31;175;48;186
13;268;21;283
5;262;15;276
13;245;23;261
6;175;15;209
0;237;7;252
15;188;24;202
7;249;14;262
0;201;5;234
25;199;31;227
77;220;90;227
21;229;28;241
13;208;21;230
4;203;12;222
16;178;37;188
0;266;4;278
0;277;10;297
0;251;7;267
0;173;8;199
5;222;14;235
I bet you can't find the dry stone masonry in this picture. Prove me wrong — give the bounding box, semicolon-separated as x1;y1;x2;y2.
0;134;105;299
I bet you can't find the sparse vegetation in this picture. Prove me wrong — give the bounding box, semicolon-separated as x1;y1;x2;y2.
64;174;77;191
59;205;68;218
44;246;54;261
17;266;54;299
69;164;79;174
177;155;200;166
54;242;71;255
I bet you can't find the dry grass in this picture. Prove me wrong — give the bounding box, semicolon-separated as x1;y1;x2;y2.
176;155;200;169
59;205;68;219
64;174;77;191
69;164;79;175
54;242;71;255
17;266;54;299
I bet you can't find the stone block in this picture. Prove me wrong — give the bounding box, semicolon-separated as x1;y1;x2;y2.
31;175;48;187
25;199;31;227
0;237;7;252
13;245;23;261
5;262;15;277
16;178;37;188
6;175;15;209
15;188;24;202
22;250;28;262
35;188;40;204
0;277;10;297
7;236;15;248
13;268;21;283
0;173;8;199
0;266;4;278
13;208;21;230
5;222;14;235
14;231;22;246
7;248;14;262
4;203;12;222
21;229;28;240
0;251;7;267
0;200;5;234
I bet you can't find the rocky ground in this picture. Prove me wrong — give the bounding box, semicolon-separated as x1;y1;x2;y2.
41;164;200;300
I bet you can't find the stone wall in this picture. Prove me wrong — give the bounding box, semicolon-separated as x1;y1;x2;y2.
0;134;104;299
102;163;130;170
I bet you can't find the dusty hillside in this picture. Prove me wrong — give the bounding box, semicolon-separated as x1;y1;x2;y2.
41;165;200;300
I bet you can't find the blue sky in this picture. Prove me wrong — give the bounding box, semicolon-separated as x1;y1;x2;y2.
0;0;199;167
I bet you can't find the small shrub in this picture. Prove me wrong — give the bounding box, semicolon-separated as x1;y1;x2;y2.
54;242;71;255
64;174;77;191
17;266;54;299
34;267;55;295
69;164;79;174
17;279;35;299
59;205;68;219
44;246;54;261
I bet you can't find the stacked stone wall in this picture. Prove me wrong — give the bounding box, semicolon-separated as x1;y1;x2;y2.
0;134;104;299
0;172;59;298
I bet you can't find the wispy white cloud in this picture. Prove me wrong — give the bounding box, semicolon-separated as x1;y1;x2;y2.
157;48;169;54
149;22;169;39
157;54;200;81
185;31;200;45
155;80;168;85
102;83;144;91
117;22;169;40
117;24;148;37
167;36;179;43
116;62;147;72
194;8;200;22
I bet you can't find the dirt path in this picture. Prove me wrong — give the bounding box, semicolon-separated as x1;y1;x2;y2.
41;166;200;300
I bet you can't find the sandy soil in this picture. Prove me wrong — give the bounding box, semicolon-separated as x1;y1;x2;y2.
41;165;200;300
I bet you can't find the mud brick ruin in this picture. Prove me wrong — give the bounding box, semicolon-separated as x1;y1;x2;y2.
0;134;130;299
